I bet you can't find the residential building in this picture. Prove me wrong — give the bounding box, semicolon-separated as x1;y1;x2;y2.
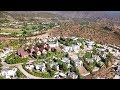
67;72;78;79
78;66;90;76
92;55;101;62
25;63;34;70
68;52;79;60
35;63;46;72
85;58;94;64
73;60;83;68
1;68;17;79
17;48;29;58
72;45;80;53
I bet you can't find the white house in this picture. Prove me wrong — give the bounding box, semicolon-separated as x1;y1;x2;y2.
71;36;78;41
85;58;94;64
54;72;66;79
61;58;71;68
113;75;120;79
42;38;48;43
67;72;78;79
72;45;80;53
25;63;34;70
1;68;17;79
68;52;79;60
61;58;70;64
73;60;83;67
0;53;5;58
3;47;13;55
50;62;58;68
48;41;59;48
52;65;59;71
59;72;67;78
92;55;101;62
77;42;82;46
62;46;72;53
35;63;46;72
87;45;93;51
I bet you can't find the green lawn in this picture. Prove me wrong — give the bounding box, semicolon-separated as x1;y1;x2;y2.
0;28;21;33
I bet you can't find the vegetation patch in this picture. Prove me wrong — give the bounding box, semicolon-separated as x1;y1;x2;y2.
5;52;28;64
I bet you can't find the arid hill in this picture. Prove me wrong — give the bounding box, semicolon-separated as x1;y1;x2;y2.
50;22;120;45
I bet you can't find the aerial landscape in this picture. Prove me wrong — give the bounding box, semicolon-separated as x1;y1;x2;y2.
0;11;120;79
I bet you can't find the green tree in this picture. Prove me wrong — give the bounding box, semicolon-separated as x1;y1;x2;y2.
93;47;97;55
62;63;68;72
49;70;55;77
80;43;84;49
16;69;26;78
105;52;113;67
85;52;92;58
22;29;27;43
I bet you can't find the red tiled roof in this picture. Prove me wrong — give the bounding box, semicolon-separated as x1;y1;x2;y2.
17;48;29;57
45;44;50;51
28;45;34;50
39;47;44;52
33;46;39;51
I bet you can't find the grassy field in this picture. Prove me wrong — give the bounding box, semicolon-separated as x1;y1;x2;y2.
0;28;21;33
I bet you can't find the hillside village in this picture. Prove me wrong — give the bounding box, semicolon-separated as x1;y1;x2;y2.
0;11;120;79
0;36;120;79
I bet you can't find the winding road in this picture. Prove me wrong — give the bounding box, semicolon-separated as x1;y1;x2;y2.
17;65;42;79
1;61;53;79
0;29;55;79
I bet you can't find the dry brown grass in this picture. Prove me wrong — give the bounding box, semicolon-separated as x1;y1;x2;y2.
50;23;120;45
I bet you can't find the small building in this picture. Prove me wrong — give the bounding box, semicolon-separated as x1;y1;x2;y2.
68;52;79;60
67;72;78;79
25;63;34;71
78;66;90;77
113;75;120;79
35;63;46;72
1;68;17;79
92;55;101;62
72;45;80;53
17;48;29;58
54;72;67;79
85;58;94;64
73;60;83;68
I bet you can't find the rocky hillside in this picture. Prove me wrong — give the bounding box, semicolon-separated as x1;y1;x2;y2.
5;11;66;21
50;22;120;45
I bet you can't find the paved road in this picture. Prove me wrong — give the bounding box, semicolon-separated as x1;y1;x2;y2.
17;65;42;79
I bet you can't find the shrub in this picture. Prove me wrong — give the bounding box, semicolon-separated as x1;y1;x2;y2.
75;68;83;79
62;63;68;72
5;54;28;64
84;52;92;58
16;69;26;78
83;63;92;73
80;43;84;49
0;76;5;79
93;47;97;55
0;62;2;67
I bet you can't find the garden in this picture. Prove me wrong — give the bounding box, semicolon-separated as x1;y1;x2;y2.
5;52;28;64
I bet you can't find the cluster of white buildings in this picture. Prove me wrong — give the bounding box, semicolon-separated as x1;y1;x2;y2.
0;36;119;79
24;36;120;79
0;47;13;62
0;68;18;79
